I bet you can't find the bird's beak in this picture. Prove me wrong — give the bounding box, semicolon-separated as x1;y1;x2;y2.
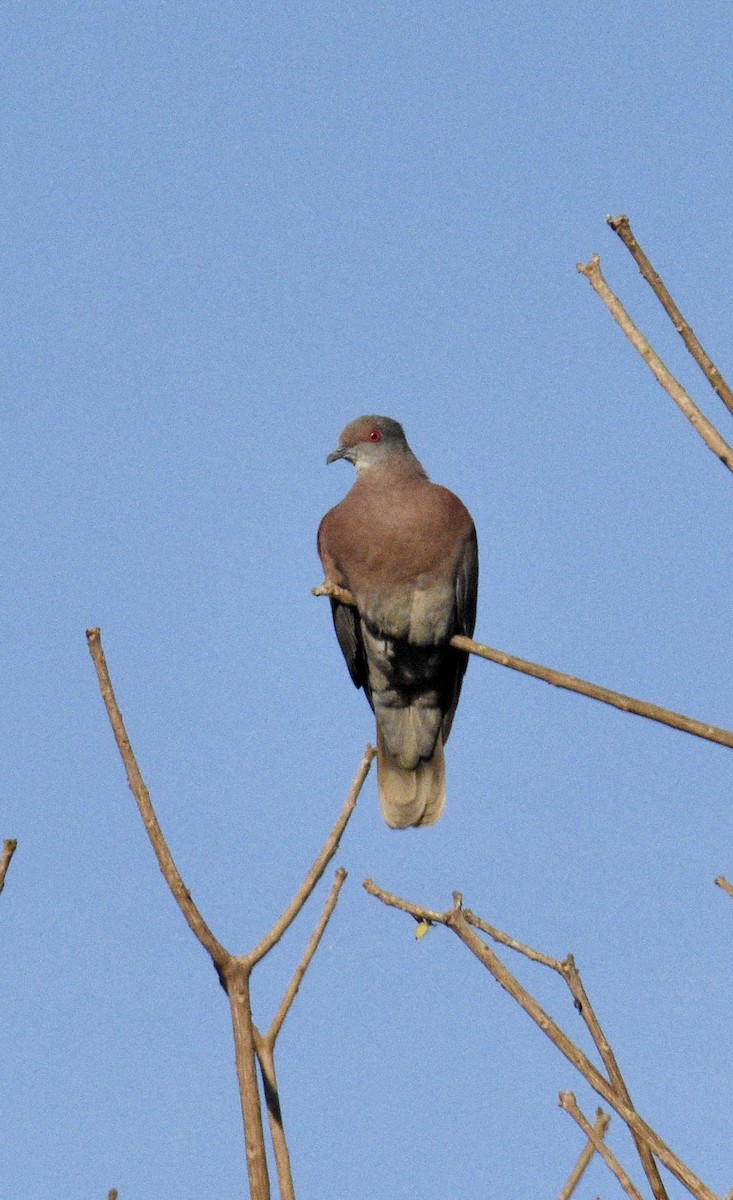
326;445;349;464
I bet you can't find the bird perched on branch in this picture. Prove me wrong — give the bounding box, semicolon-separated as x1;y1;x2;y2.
318;415;478;828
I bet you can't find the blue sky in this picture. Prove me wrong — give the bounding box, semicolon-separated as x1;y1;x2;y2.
2;3;733;1197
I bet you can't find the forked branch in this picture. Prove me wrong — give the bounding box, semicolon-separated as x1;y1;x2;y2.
364;880;719;1200
87;627;373;1200
460;910;665;1197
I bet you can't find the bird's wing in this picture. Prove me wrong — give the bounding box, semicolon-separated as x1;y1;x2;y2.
441;522;479;742
330;598;368;693
318;507;370;697
455;522;479;638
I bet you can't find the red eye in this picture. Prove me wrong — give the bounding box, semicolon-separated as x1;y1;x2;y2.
367;429;382;443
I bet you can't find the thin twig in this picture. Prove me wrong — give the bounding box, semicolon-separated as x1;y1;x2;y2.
560;1092;643;1200
463;908;563;969
561;957;668;1200
364;881;719;1200
255;1039;294;1200
314;584;733;751
248;766;367;1200
253;814;363;1198
606;215;733;420
253;867;349;1200
268;866;348;1043
714;876;733;899
86;628;229;970
450;633;733;750
246;745;374;967
557;1108;611;1200
577;254;733;474
0;839;17;897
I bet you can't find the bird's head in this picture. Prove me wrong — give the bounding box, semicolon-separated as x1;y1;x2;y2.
326;415;411;473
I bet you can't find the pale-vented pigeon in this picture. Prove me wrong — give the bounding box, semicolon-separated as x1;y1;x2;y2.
318;415;478;828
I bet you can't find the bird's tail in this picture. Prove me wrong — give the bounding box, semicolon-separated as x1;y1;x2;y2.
376;726;446;829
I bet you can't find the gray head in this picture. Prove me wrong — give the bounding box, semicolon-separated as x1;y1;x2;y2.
326;415;421;474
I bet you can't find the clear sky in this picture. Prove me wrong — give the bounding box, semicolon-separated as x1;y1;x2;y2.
2;4;732;1197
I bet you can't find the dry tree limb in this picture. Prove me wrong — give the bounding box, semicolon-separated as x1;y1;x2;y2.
460;908;667;1198
463;908;560;969
246;754;371;966
363;881;719;1200
557;956;668;1200
450;633;733;752
314;583;733;752
245;745;373;1187
714;876;733;899
265;866;348;1047
606;215;733;420
577;254;733;474
557;1107;610;1200
86;628;228;970
87;624;264;1193
0;839;17;897
560;1093;643;1200
87;627;373;1200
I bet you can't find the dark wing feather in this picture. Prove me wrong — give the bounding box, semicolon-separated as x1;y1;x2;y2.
441;523;479;742
331;599;370;694
455;523;479;638
318;507;373;706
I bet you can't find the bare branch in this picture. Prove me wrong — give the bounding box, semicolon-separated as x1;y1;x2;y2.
560;1092;643;1200
315;584;733;752
247;745;373;967
463;908;564;970
108;1190;118;1200
88;629;272;1194
255;1037;295;1200
557;1107;611;1200
86;628;229;970
88;629;368;1198
560;957;668;1200
577;254;733;474
365;882;719;1200
312;581;353;605
450;633;733;751
715;876;733;899
252;867;349;1200
606;215;733;419
0;839;17;897
225;960;271;1200
268;866;348;1044
363;878;450;926
462;912;666;1194
461;907;666;1197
